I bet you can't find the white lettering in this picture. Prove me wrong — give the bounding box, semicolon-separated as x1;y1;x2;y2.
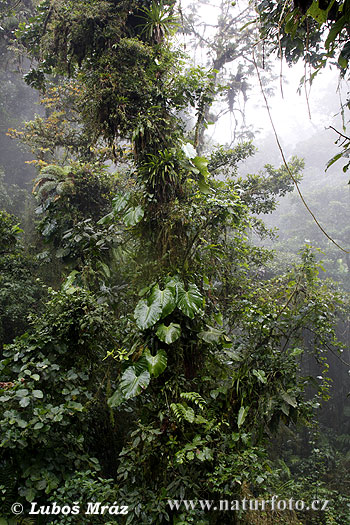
167;500;181;511
51;502;61;515
86;502;101;514
295;500;304;511
29;502;40;515
321;500;329;511
277;500;287;510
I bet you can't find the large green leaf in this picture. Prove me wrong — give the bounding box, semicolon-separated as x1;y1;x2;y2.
156;323;181;344
193;156;209;175
113;193;130;213
252;369;267;384
177;284;204;319
120;366;150;399
123;205;144;227
134;284;176;329
150;284;176;319
134;297;163;330
307;0;333;24
144;348;167;377
164;275;183;301
134;284;176;330
198;176;212;194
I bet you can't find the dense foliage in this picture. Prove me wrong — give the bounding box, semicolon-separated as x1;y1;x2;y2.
0;0;349;524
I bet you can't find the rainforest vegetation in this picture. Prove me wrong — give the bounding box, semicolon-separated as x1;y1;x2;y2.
0;0;349;523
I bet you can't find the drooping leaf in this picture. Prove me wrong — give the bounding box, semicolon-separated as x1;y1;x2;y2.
198;326;223;343
62;271;79;294
25;487;36;502
107;387;124;408
280;391;297;408
237;406;249;428
198;176;212;194
134;284;176;330
120;366;150;399
144;348;167;377
164;275;183;301
98;261;111;278
156;323;181;344
325;15;347;49
213;312;223;326
177;284;204;319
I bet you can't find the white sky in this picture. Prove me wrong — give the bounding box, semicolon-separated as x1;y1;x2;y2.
181;0;347;153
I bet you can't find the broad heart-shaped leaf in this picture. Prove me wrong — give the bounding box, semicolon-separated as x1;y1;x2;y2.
144;348;167;377
164;275;183;301
150;284;176;319
237;406;249;428
134;297;163;330
120;366;150;399
156;323;181;344
134;284;176;330
177;284;204;319
123;205;144;227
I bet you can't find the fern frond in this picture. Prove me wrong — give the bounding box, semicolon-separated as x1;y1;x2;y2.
170;402;195;423
180;391;206;410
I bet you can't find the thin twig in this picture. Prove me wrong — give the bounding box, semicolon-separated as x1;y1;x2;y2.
329;126;350;141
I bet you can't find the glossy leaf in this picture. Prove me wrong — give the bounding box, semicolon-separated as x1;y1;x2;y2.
177;284;204;319
156;322;181;344
144;348;167;377
150;284;176;319
134;297;163;330
120;367;150;399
